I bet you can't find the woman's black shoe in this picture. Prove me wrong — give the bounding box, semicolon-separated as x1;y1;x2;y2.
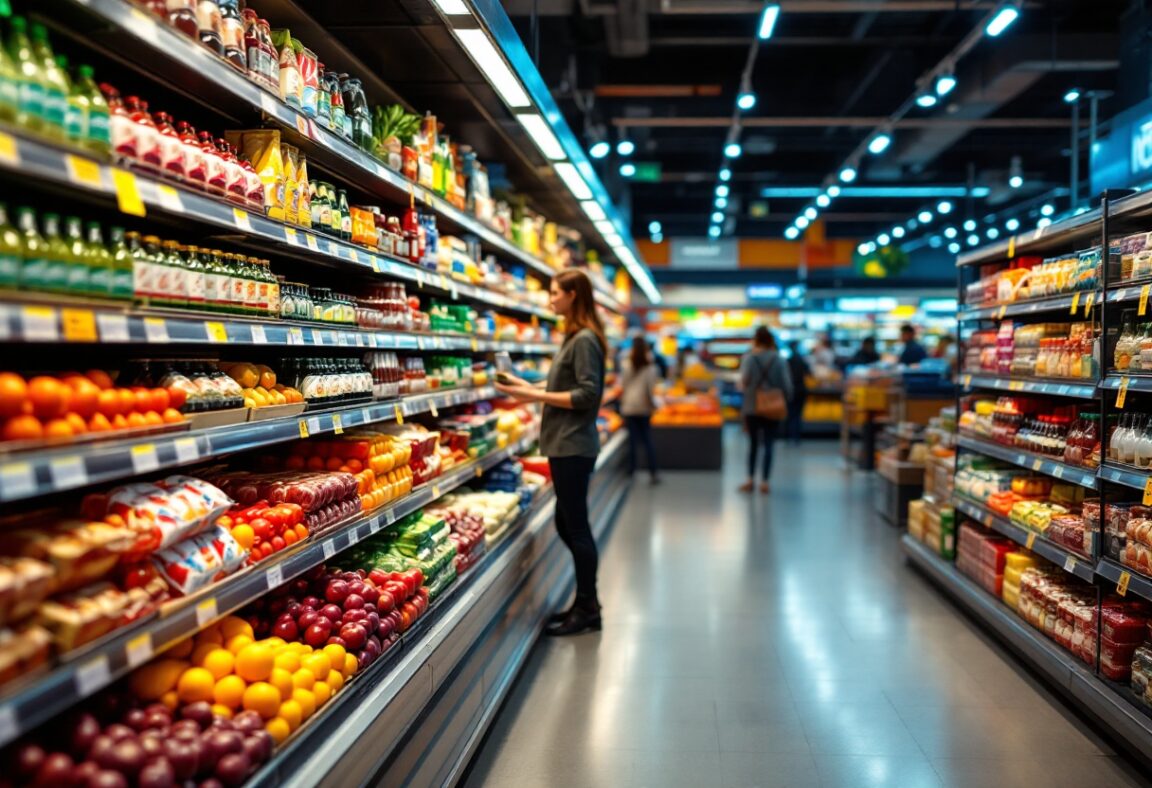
547;605;573;624
545;605;601;636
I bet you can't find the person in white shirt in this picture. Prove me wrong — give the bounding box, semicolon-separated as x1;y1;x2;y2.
620;339;662;484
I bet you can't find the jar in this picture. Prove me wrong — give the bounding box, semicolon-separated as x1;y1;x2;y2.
166;0;199;38
196;0;224;56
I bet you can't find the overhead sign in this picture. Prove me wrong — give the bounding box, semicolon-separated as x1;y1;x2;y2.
669;238;739;269
630;162;662;182
1091;95;1152;195
746;284;784;301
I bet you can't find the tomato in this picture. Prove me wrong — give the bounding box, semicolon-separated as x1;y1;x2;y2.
377;590;395;613
250;517;273;543
275;503;304;525
271;535;286;552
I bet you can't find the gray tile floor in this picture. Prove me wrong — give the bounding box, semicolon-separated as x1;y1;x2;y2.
464;434;1152;787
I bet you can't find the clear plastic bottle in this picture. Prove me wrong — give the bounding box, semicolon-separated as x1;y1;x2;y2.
85;222;113;298
182;244;206;310
29;23;65;139
0;14;19;124
41;213;69;293
108;226;134;301
74;65;111;157
162;239;188;309
63;216;89;295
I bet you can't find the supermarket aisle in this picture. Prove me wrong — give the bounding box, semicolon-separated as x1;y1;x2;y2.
463;433;1149;788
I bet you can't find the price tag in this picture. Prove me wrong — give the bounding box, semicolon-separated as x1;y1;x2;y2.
205;321;228;342
333;413;344;434
143;317;168;343
298;419;309;439
0;462;35;499
348;249;361;264
361;408;372;424
327;240;339;256
450;283;459;301
173;438;199;464
61;308;97;342
314;330;326;345
429;401;439;418
371;256;381;273
475;465;483;479
395;405;404;424
75;656;110;697
1009;380;1024;391
290;327;304;345
0;705;17;744
195;598;218;626
1031;458;1043;471
307;416;320;436
65;154;103;188
130;443;159;473
49;456;87;489
96;313;130;342
431;484;441;498
156;184;184;213
415;271;425;290
996;305;1007;320
369;517;381;534
126;634;153;668
1117;376;1130;409
1140;285;1150;317
250;324;267;345
1117;288;1128;302
322;541;336;560
232;208;252;232
259;92;278;116
417;336;426;350
1007;236;1015;259
1118;570;1132;596
111;168;146;217
21;306;57;341
355;334;365;347
265;564;283;590
285;227;299;246
472;337;480;352
1083;291;1095;315
1052;466;1063;479
295;114;309;137
1064;555;1078;573
962;375;972;387
1057;385;1070;396
305;234;319;251
1025;532;1037;550
0;131;18;165
439;274;449;290
1070;292;1081;314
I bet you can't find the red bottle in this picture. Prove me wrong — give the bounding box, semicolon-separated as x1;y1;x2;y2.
125;96;162;173
403;204;421;264
165;0;198;38
177;121;207;190
215;139;247;203
152;111;186;180
198;130;228;196
99;83;138;164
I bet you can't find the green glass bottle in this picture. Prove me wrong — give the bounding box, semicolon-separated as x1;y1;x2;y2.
0;12;20;124
124;230;149;305
182;244;206;311
7;17;45;132
108;226;133;300
29;23;65;140
17;207;47;290
74;65;110;156
0;203;19;288
57;55;85;145
85;221;113;297
162;239;187;309
41;213;69;292
63;215;88;294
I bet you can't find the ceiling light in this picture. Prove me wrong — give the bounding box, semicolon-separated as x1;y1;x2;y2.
758;3;781;39
929;236;943;248
804;207;817;220
795;216;810;229
948;242;961;254
715;196;729;209
877;233;891;246
986;227;1000;239
944;227;958;239
937;201;953;214
431;0;471;14
737;92;757;111
785;227;800;240
648;221;662;234
720;168;732;181
554;162;593;200
916;93;938;108
907;219;919;230
651;233;663;243
620;162;636;177
963;219;977;231
724;142;743;158
453;29;531;108
708;226;721;239
712;211;724;223
1037;217;1052;228
967;234;980;246
1008;155;1023;188
918;210;933;223
716;185;730;197
1040;203;1055;216
839;167;857;183
1063;88;1081;104
1006;218;1020;231
603;232;624;248
593;219;615;235
616;139;635;156
1009;175;1023;189
857;242;870;255
827;185;841;197
868;134;892;155
589;141;610;159
892;226;906;239
935;73;957;96
580;200;607;221
516;113;566;160
816;194;831;208
985;4;1020;37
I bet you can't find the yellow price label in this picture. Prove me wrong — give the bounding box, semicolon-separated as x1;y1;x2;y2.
195;598;218;627
394;405;404;425
205;321;227;342
1117;376;1130;410
1070;292;1081;314
298;419;309;439
295;115;309;136
1007;236;1015;259
474;466;483;478
471;338;479;352
1031;458;1043;471
65;154;102;187
156;183;184;213
1118;570;1132;596
371;256;381;273
232;208;252;232
111;168;146;217
531;314;540;328
0;131;18;165
429;401;439;418
305;234;319;251
1009;380;1024;391
61;309;97;342
962;375;972;387
1026;532;1037;550
431;484;441;498
333;414;344;435
1083;291;1095;315
1140;285;1150;317
284;227;298;245
996;305;1007;320
1143;477;1152;506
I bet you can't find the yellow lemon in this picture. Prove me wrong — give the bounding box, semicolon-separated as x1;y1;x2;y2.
279;699;303;731
326;670;344;693
226;634;255;655
220;616;254;641
274;651;302;674
291;688;316;720
312;681;331;706
291;669;315;691
269;668;294;701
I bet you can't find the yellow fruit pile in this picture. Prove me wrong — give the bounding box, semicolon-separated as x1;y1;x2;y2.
128;616;357;744
220;362;304;408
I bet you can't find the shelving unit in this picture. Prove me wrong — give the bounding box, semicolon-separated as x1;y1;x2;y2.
959;373;1097;399
952;496;1095;581
955;435;1098;489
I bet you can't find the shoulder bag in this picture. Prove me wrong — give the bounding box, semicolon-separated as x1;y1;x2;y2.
752;354;788;420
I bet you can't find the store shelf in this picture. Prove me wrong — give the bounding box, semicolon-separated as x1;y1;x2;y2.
956;435;1098;489
0;127;557;322
1097;558;1152;605
1101;374;1152;393
957;291;1101;322
1098;462;1152;492
0;430;539;748
1106;284;1152;305
959;373;1097;399
955;205;1103;268
953;496;1096;581
902;534;1152;762
0;386;500;503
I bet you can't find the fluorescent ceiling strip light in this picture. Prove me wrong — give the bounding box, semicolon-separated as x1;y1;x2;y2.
758;186;988;198
985;5;1019;37
517;113;566;160
553;162;593;200
614;246;661;304
758;3;781;39
603;232;624;248
594;219;616;235
581;200;607;221
430;0;471;15
453;29;531;108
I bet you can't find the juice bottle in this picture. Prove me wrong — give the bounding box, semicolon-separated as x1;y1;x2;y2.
177;121;206;189
337;188;351;241
74;65;110;157
41;213;69;293
216;138;247;203
108;226;134;301
199;130;227;196
239;153;265;212
162;239;188;308
8;17;45;132
219;0;245;70
166;0;199;39
16;207;47;290
182;244;206;310
125;231;152;304
126;96;162;173
242;10;264;87
0;13;19;124
29;23;65;140
57;55;85;145
153;111;186;180
85;221;113;298
0;204;19;288
258;19;278;91
142;235;169;307
63;216;89;295
100;83;138;164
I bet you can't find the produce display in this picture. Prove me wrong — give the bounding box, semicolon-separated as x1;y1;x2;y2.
650;388;723;427
963;249;1100;308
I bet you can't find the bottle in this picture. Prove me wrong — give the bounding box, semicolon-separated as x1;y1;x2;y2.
337;189;351;241
242;10;264;87
337;74;353;140
8;17;46;132
218;0;245;70
63;216;89;295
85;222;113;297
108;226;133;300
40;213;69;293
100;83;138;164
0;17;19;124
196;0;224;56
1116;315;1136;371
30;23;66;140
16;207;47;291
125;231;151;304
215;138;246;203
238;153;265;212
316;63;331;128
142;235;170;307
166;0;199;39
403;201;420;264
198;130;227;195
182;245;206;310
327;72;345;138
0;204;19;288
74;65;110;156
166;240;190;308
53;55;86;146
273;30;301;107
148;111;184;180
125;96;161;173
257;19;278;91
177;121;206;190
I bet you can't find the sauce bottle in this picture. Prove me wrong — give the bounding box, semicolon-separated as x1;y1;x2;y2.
143;234;170;307
57;55;86;146
162;239;188;308
0;204;20;289
403;200;420;264
219;0;245;70
327;72;345;139
239;153;265;212
182;244;207;310
258;19;278;91
198;130;227;196
165;0;199;39
337;189;351;241
216;138;247;203
124;230;153;304
125;96;161;173
85;221;113;298
153;111;186;180
0;19;20;124
7;17;46;133
316;62;331;129
177;120;207;189
242;10;265;87
100;83;138;164
196;0;223;56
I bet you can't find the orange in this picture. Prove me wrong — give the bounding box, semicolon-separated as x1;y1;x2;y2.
87;413;113;433
291;688;316;720
326;457;344;472
306;456;325;471
150;388;170;413
282;528;298;546
213;674;247;709
274;651;301;674
231;524;254;551
43;418;74;439
278;699;302;731
269;668;294;701
235;644;274;682
160;690;179;711
132;389;153;414
285;456;305;470
111;413;128;430
116;388;136;415
85;369;114;390
211;704;234;719
142;411;164;427
225;634;254;655
162;407;184;424
66;378;100;419
96;389;121;417
342;654;358;678
291;669;314;691
242;681;281;720
129;658;187;700
300;652;331;680
27;377;68;420
125;412;147;429
0;373;27;418
265;717;291;744
326;670;344;693
321;644;346;671
312;681;331;706
200;648;235;680
196;626;224;646
345;459;363;473
176;667;216;703
65;413;87;435
1;415;43;442
220;617;254;641
168;638;194;659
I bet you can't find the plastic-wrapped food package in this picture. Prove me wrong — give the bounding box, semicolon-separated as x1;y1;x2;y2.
96;475;234;554
0;519;137;593
0;557;55;627
37;576;168;651
0;623;51;685
152;525;248;595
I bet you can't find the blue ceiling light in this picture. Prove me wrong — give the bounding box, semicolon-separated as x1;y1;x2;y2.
620;162;636;177
892;226;906;239
985;4;1020;37
839;167;857;183
804;207;818;220
616;139;635;156
929;236;944;248
918;210;933;223
826;185;841;197
967;234;981;246
1009;175;1023;189
916;93;938;108
868;134;892;155
708;226;721;239
648;221;662;235
758;3;781;39
935;73;957;96
1064;88;1081;104
589;141;610;159
1006;218;1020;231
715;196;729;209
712;211;725;223
651;233;663;243
907;219;919;230
944;227;958;239
987;227;1000;239
785;226;800;240
716;184;730;198
719;168;732;182
948;242;962;254
1040;203;1055;216
795;216;810;229
724;142;743;158
963;219;977;231
937;201;953;214
737;92;757;111
857;242;870;255
877;233;891;246
816;194;831;208
1037;217;1052;228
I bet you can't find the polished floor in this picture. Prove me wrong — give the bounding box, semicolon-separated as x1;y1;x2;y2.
464;433;1151;788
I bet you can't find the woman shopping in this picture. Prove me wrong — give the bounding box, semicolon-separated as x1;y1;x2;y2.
620;338;662;484
739;327;792;494
494;269;607;636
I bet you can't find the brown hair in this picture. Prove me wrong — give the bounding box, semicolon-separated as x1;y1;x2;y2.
753;326;777;350
629;338;651;371
556;269;608;354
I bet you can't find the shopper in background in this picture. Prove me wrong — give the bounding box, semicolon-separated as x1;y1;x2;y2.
494;270;607;636
739;327;793;494
849;336;881;365
785;341;810;446
899;323;928;365
620;340;662;484
810;335;837;374
650;339;669;379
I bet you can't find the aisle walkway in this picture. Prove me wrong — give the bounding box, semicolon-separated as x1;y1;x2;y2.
464;434;1149;788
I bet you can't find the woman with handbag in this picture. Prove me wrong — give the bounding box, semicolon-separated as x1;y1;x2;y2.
739;326;793;494
620;338;662;484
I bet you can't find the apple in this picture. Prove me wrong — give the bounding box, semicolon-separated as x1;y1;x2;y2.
320;604;343;623
297;611;319;629
326;636;347;648
301;595;321;609
304;623;331;647
272;619;299;641
343;594;365;610
325;580;349;604
340;623;367;651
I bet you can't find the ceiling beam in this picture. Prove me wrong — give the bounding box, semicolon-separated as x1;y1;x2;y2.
611;116;1076;129
595;84;723;97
